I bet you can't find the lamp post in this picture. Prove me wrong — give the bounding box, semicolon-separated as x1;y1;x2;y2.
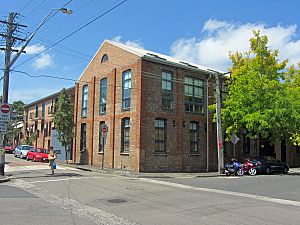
0;8;72;176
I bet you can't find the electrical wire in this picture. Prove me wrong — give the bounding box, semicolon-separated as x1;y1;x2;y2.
13;0;129;69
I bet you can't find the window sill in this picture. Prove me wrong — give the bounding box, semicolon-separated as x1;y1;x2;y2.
122;108;130;112
190;153;200;156
154;152;167;156
184;111;205;115
120;152;129;156
98;151;104;155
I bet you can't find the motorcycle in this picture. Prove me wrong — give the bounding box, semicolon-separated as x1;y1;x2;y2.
224;160;244;176
243;159;257;176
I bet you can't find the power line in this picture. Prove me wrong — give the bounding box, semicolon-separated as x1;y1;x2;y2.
13;0;129;69
10;69;217;90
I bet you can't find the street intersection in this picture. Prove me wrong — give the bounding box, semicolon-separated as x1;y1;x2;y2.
1;154;300;225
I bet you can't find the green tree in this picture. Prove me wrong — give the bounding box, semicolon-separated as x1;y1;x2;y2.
284;63;300;145
53;88;74;163
222;30;300;144
6;100;25;145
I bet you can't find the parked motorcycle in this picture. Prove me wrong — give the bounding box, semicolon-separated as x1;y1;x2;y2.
224;160;244;176
243;159;257;176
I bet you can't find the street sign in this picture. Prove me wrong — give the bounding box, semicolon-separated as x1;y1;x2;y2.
0;122;7;132
0;103;11;122
230;134;240;145
100;124;108;138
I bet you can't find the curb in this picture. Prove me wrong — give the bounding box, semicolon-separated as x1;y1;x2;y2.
0;176;10;183
59;163;223;178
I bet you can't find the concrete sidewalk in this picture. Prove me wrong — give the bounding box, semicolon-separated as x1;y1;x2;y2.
57;161;222;178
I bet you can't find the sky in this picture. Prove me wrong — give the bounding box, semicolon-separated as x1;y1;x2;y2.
1;0;300;104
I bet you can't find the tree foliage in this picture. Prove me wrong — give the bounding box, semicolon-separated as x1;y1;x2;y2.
6;100;25;144
222;31;300;144
53;88;74;154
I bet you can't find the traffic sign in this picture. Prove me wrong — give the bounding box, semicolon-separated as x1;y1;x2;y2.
0;122;7;132
230;134;240;145
0;103;11;122
100;123;108;138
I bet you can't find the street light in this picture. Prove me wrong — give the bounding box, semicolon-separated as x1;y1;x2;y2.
9;7;73;68
0;8;72;176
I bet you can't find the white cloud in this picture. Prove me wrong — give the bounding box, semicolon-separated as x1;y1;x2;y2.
10;88;57;103
170;19;300;70
112;36;144;49
31;53;54;70
24;44;46;55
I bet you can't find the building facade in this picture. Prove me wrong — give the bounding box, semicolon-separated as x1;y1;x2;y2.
73;40;220;172
23;87;75;151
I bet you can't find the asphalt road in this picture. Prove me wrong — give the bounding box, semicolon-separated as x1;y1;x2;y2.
1;154;300;225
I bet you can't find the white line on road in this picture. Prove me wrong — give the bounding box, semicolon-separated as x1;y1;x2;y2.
9;179;137;225
30;176;102;184
140;178;300;207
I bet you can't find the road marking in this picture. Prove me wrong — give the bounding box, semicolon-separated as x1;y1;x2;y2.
30;176;101;184
140;178;300;207
9;179;136;225
5;164;80;172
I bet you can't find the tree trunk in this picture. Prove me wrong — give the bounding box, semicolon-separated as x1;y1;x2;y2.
65;145;68;164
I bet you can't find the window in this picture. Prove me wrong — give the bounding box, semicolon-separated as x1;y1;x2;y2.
101;54;108;63
42;102;45;118
35;104;39;118
121;118;130;152
100;78;107;114
41;119;44;133
82;85;88;117
190;122;199;153
155;119;166;153
99;121;105;152
80;123;87;152
49;121;52;137
162;71;173;110
122;70;131;110
184;77;204;113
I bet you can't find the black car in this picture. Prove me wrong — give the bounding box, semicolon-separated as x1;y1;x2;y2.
251;156;289;174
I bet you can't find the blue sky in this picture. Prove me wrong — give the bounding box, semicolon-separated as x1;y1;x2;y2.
1;0;300;103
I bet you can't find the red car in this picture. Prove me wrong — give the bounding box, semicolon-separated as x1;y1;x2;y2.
4;144;14;153
27;147;49;162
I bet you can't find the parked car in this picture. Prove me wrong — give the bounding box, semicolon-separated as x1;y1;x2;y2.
4;144;14;154
27;147;49;162
252;156;289;174
14;145;33;159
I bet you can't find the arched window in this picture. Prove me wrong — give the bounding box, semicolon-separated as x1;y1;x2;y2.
82;85;88;118
101;54;108;63
122;70;131;110
100;78;107;114
121;117;130;152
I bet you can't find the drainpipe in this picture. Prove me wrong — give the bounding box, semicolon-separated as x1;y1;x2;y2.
206;74;212;172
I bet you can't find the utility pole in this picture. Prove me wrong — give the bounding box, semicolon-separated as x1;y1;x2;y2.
0;13;26;176
207;69;230;174
214;72;224;174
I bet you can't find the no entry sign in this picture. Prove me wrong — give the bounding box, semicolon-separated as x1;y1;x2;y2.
0;103;11;122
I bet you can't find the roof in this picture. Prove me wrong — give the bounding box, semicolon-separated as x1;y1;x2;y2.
106;40;225;74
25;86;75;108
78;40;225;80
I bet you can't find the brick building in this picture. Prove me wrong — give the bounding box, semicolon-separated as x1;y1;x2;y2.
24;87;75;150
73;40;222;172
